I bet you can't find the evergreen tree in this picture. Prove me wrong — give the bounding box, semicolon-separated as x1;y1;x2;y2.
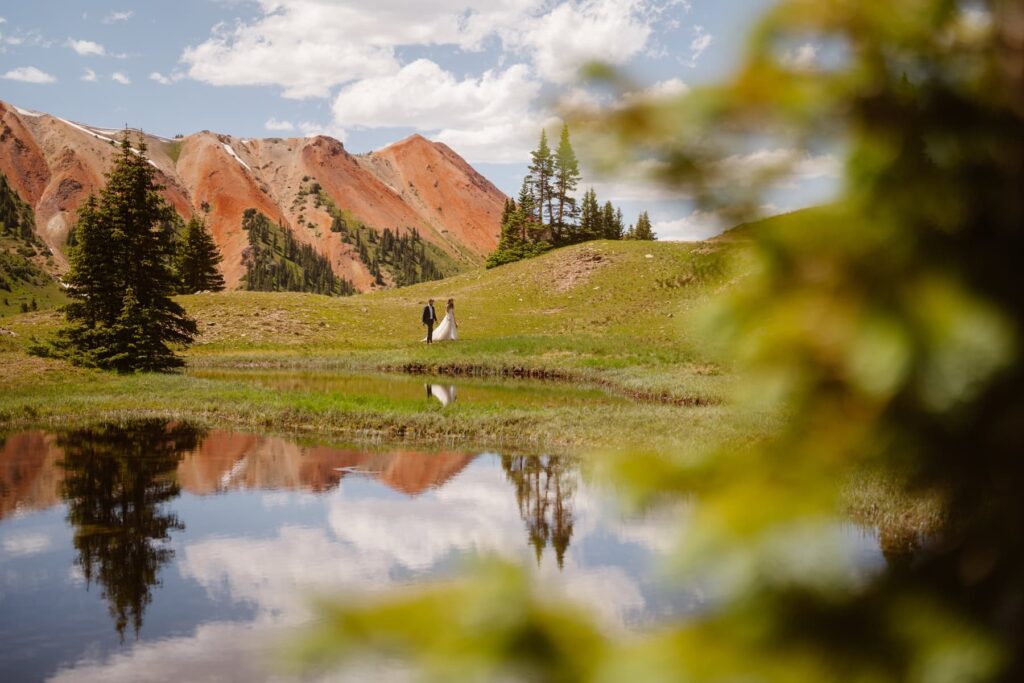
632;211;656;240
486;182;549;268
175;214;225;294
576;188;601;243
601;201;622;239
552;124;581;243
51;134;197;371
614;207;625;239
526;130;554;230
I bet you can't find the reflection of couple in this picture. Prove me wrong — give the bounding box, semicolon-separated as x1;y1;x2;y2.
426;384;457;406
421;298;457;344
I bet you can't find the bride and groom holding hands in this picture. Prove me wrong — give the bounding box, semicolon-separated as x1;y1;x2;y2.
421;298;457;343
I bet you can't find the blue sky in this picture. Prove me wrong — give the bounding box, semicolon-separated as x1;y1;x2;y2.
0;1;837;239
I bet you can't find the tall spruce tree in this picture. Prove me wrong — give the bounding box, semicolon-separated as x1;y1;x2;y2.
53;133;197;371
526;130;554;233
175;214;225;293
553;124;581;243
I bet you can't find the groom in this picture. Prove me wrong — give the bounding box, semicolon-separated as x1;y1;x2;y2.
422;299;437;344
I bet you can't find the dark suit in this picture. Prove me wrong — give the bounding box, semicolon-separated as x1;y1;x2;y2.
422;304;436;343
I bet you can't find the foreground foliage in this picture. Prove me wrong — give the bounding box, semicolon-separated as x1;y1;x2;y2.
297;1;1024;681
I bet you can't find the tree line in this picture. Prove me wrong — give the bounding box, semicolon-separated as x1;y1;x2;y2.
241;208;355;296
316;187;444;287
487;125;655;268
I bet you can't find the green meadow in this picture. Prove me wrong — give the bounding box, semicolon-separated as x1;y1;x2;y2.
0;236;772;453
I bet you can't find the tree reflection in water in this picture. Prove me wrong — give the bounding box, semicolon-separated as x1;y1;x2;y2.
501;455;576;568
57;420;203;639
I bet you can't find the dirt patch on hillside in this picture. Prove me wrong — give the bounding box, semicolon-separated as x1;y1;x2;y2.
552;248;609;293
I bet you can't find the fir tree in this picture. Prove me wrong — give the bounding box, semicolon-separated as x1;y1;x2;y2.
175;214;225;293
577;188;601;243
50;134;197;371
632;211;656;240
553;124;581;243
601;201;622;239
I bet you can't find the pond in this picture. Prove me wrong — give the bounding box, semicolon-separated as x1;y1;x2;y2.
0;420;884;682
187;368;634;409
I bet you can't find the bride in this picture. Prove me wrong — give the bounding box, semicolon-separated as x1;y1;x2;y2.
427;298;458;342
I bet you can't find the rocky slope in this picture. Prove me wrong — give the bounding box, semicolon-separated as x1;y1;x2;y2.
0;100;505;291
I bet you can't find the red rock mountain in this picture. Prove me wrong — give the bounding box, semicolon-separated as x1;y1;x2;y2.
0;100;505;291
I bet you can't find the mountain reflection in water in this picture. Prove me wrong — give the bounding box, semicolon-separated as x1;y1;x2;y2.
0;421;883;683
0;422;577;642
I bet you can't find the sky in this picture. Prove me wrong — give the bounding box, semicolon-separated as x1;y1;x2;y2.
0;0;839;239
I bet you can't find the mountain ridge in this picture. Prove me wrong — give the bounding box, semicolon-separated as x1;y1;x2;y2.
0;100;505;292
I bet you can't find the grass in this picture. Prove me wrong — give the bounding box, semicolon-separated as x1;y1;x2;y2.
0;239;758;452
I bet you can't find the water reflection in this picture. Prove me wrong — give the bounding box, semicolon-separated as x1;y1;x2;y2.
57;421;202;639
0;422;886;683
426;383;457;406
503;455;575;567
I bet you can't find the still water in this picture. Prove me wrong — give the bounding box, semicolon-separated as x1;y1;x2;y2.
0;420;883;682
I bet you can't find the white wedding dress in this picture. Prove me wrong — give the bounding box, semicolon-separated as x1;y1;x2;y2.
425;308;458;342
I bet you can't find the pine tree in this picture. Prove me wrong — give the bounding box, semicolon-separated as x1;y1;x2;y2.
633;211;656;241
176;214;225;293
614;208;625;240
526;130;554;232
553;124;581;244
48;134;197;371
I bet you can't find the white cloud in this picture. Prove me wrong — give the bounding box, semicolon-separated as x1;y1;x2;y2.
1;66;56;83
332;59;543;162
717;148;841;187
103;10;134;23
81;67;97;82
782;43;819;71
686;24;711;67
619;77;689;106
265;117;295;132
1;531;52;557
297;120;347;140
149;71;184;85
585;159;691;202
654;204;779;241
177;0;693;161
111;71;131;85
644;77;689;97
181;1;682;96
66;38;106;56
181;1;406;99
511;0;655;83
